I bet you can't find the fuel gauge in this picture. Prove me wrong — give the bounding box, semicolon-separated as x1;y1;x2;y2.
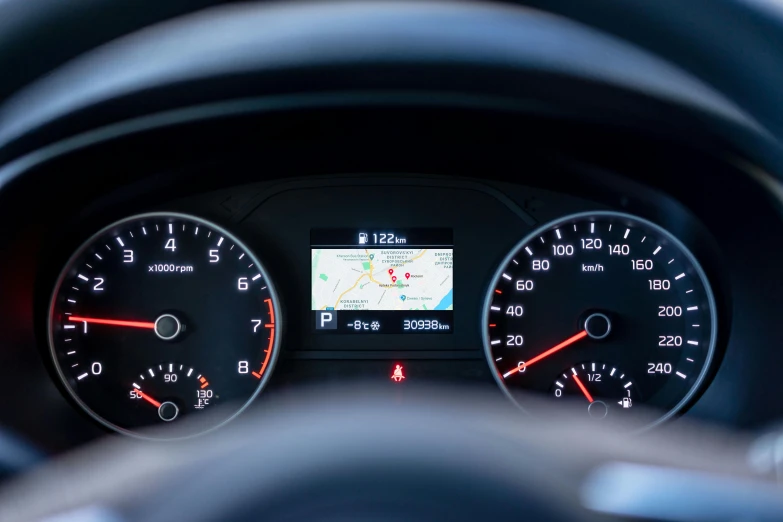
552;362;635;419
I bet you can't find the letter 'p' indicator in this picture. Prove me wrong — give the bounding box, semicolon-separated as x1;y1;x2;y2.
316;311;336;330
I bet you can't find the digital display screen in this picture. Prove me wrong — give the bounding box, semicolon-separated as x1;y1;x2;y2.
311;229;453;333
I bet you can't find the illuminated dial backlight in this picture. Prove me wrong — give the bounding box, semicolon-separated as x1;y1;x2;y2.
483;211;717;427
48;212;282;439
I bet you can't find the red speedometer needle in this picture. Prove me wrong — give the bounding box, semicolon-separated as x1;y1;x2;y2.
138;390;161;408
572;373;594;403
68;316;155;329
501;330;588;379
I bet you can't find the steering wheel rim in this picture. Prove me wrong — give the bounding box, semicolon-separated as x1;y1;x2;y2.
0;388;767;522
135;394;589;522
1;0;783;146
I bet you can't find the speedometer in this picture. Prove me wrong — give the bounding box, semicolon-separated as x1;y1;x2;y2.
482;211;717;427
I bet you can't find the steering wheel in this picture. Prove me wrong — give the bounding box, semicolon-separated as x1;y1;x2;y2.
1;1;783;521
1;389;780;522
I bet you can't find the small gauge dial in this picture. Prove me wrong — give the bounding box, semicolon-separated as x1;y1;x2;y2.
130;363;214;423
48;213;282;439
483;211;717;428
552;362;636;419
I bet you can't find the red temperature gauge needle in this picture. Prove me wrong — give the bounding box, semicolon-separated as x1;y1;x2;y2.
501;330;588;379
572;373;594;403
138;390;161;408
68;316;155;329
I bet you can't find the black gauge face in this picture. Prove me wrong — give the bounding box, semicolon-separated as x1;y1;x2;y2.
483;211;717;428
48;213;282;439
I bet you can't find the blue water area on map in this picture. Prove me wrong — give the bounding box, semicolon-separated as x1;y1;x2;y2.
434;289;453;310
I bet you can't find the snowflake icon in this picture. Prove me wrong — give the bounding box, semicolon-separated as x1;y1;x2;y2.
370;321;380;331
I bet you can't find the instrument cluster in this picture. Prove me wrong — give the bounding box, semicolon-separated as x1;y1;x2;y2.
44;176;726;438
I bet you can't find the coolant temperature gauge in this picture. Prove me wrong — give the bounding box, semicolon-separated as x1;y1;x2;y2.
130;363;215;423
552;361;636;419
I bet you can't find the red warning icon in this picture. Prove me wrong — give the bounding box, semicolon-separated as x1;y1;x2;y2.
391;364;406;382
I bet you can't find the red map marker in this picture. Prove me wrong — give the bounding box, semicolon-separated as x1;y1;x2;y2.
388;269;394;275
392;276;397;282
405;273;410;279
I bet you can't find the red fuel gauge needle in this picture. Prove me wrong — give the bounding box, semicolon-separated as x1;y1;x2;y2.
501;330;588;379
68;316;155;329
138;390;161;408
572;373;594;403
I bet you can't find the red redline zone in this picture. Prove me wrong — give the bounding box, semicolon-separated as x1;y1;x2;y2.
252;299;277;379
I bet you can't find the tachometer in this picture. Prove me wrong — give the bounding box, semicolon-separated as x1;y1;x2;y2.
483;211;716;427
48;212;281;439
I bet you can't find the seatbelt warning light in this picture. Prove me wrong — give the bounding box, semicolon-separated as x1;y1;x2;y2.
391;364;405;383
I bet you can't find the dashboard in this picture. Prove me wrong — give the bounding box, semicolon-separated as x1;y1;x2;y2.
0;0;782;460
2;150;750;446
4;2;783;520
0;94;780;453
37;174;728;440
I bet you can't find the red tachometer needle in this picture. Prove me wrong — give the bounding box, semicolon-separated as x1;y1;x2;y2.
572;373;594;403
138;390;161;408
501;330;588;379
68;316;155;329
